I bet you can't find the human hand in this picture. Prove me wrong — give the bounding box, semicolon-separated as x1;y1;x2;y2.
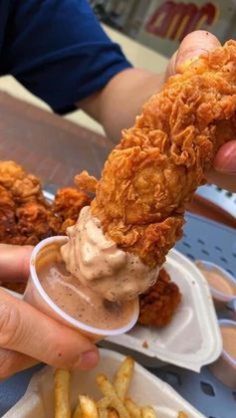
166;30;236;192
0;244;99;379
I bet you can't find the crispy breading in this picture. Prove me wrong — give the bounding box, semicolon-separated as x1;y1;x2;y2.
77;41;236;268
16;202;61;244
75;170;98;193
53;187;91;232
0;161;63;245
0;160;25;188
11;175;42;202
138;268;181;327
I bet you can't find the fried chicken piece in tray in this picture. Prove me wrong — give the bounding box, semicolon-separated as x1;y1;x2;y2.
16;201;61;245
53;187;91;233
138;268;181;327
0;161;61;245
76;41;236;269
0;186;18;243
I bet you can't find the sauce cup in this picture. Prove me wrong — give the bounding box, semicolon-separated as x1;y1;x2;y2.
195;260;236;310
209;319;236;388
23;236;139;342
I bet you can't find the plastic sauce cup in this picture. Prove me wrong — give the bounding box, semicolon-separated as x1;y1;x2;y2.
195;260;236;310
209;319;236;388
23;236;139;342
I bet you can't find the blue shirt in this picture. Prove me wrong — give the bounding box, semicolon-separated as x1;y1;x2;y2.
0;0;131;113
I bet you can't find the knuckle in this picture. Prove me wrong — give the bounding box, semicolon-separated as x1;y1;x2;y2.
0;301;21;347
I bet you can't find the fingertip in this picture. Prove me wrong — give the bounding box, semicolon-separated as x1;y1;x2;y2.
214;141;236;174
75;348;99;371
175;30;221;71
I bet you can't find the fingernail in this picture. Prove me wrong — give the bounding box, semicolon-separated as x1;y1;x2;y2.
74;350;99;370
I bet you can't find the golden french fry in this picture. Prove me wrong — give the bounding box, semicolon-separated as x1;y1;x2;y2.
114;357;134;401
96;374;130;418
107;408;119;418
79;395;98;418
72;398;82;418
97;398;110;418
125;399;141;418
141;406;156;418
54;369;71;418
97;405;108;418
178;412;188;418
97;398;110;409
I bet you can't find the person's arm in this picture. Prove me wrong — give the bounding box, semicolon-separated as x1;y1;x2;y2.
78;31;236;192
78;68;165;142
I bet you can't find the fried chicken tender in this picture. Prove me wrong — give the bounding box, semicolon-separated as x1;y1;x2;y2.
0;161;62;245
138;268;181;327
78;41;236;268
16;202;61;245
75;170;98;193
0;186;17;242
0;160;25;188
53;187;91;233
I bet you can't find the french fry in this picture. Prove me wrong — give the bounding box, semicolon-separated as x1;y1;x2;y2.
125;399;141;418
97;398;110;409
54;369;71;418
79;395;98;418
97;405;108;418
178;413;188;418
72;397;82;418
141;406;156;418
114;357;134;401
96;374;130;418
97;398;110;418
108;408;119;418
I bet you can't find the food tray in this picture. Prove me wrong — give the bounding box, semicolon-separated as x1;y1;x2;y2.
106;249;222;372
2;349;205;418
0;213;235;418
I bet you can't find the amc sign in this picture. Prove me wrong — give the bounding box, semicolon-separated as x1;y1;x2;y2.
146;1;218;41
137;0;235;57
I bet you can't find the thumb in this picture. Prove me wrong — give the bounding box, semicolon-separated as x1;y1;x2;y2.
166;30;221;77
0;244;33;283
0;289;99;374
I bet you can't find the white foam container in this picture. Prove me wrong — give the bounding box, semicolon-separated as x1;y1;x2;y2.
105;249;222;372
2;349;206;418
1;247;222;373
43;191;222;371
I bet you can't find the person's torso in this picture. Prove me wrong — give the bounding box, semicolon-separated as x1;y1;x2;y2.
0;1;12;69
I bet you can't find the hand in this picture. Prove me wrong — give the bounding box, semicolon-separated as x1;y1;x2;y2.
0;244;99;379
166;30;236;192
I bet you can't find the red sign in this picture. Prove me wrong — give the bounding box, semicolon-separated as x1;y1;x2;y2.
146;1;219;41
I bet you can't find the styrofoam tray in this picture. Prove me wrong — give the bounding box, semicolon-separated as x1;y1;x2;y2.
2;349;206;418
106;249;222;372
2;248;222;373
42;191;222;371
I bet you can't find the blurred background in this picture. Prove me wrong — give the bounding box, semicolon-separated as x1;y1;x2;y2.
89;0;236;57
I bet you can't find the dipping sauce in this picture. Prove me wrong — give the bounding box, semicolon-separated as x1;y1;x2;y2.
221;326;236;359
209;320;236;389
61;206;158;302
196;261;236;302
202;268;236;296
36;242;137;330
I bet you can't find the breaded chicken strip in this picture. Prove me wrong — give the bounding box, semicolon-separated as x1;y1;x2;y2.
76;41;236;268
138;268;181;327
53;187;91;233
16;202;61;245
